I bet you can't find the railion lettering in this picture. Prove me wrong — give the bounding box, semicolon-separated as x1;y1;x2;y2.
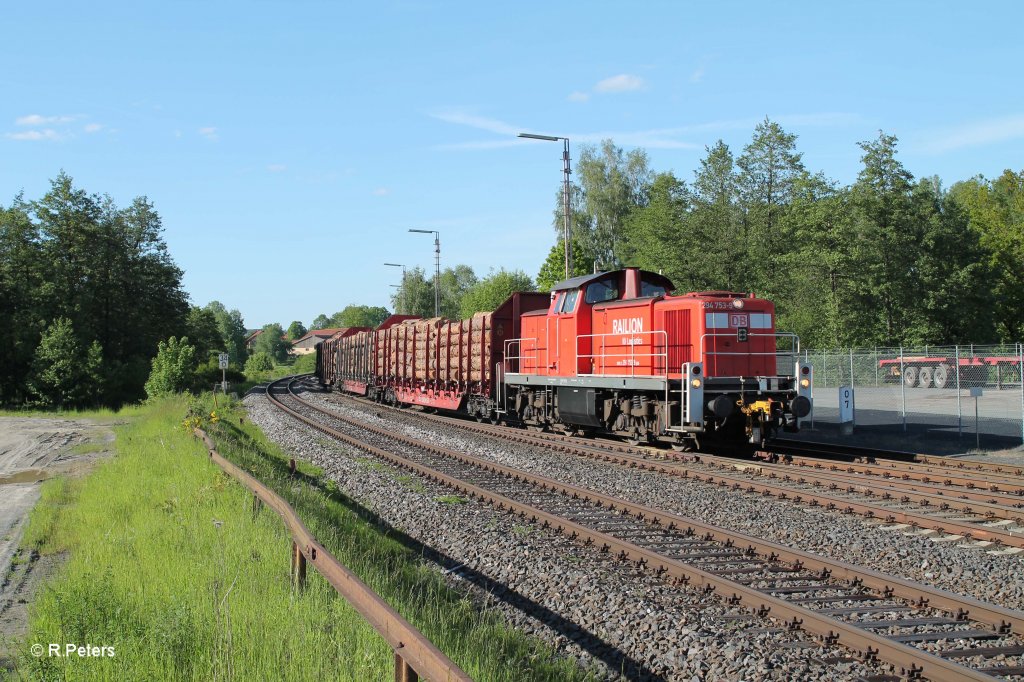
612;317;643;335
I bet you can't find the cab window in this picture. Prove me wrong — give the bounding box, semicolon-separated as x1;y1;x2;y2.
640;278;667;297
584;278;618;304
550;292;563;313
559;289;579;313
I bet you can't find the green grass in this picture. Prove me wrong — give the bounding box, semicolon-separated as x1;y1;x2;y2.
199;397;593;682
4;394;592;681
4;397;395;681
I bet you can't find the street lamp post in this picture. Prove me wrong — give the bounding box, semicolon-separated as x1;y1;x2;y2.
383;263;406;314
408;229;440;317
518;132;572;280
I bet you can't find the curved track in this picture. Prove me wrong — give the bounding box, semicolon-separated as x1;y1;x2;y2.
273;376;1024;680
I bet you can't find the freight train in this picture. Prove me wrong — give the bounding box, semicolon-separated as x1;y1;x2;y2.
316;267;813;449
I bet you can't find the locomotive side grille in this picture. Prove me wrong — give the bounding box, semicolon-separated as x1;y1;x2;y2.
664;309;691;373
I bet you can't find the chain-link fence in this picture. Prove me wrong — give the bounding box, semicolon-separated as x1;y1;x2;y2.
799;344;1024;453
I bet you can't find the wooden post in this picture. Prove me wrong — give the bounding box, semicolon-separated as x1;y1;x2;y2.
394;651;419;682
291;541;306;590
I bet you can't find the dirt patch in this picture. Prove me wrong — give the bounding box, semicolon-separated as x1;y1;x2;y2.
0;417;115;665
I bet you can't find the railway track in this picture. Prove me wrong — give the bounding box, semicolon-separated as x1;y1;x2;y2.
272;377;1024;680
314;383;1024;553
770;439;1024;480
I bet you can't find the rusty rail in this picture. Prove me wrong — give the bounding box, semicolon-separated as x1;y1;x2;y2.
193;427;472;682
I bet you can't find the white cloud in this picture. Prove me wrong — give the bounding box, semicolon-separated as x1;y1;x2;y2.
15;113;75;126
6;129;62;141
689;65;705;84
372;187;390;196
266;163;287;172
594;74;645;93
430;109;520;136
920;114;1024;153
198;126;218;140
567;91;590;103
432;110;860;152
84;123;103;133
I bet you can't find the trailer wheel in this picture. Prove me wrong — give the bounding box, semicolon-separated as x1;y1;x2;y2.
933;364;952;389
918;366;934;388
902;365;919;387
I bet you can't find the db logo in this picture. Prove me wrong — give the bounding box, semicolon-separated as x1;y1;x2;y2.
730;314;748;327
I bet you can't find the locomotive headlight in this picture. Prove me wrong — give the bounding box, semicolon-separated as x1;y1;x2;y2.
691;379;702;388
800;378;810;389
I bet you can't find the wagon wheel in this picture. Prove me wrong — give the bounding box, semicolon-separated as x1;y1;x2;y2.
902;365;919;387
918;366;934;389
933;364;951;389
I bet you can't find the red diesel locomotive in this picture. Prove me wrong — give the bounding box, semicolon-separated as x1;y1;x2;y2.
316;267;813;449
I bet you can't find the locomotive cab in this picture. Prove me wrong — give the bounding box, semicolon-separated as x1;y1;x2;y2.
504;267;812;448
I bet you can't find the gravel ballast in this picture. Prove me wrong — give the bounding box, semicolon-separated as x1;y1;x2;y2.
246;388;908;680
305;389;1024;613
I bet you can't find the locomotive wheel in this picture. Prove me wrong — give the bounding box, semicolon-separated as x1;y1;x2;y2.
902;365;919;387
933;364;951;389
918;366;934;389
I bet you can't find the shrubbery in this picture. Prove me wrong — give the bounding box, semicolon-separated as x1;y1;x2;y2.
144;337;196;399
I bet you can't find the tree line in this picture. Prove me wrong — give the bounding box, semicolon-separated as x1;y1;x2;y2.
0;173;252;408
534;121;1023;348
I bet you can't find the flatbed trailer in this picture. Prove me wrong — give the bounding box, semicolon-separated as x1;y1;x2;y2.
878;355;1022;388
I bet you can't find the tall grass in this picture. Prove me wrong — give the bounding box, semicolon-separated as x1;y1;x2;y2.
5;394;591;681
201;397;592;681
8;397;393;680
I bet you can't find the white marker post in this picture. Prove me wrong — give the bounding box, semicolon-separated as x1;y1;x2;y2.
970;386;983;451
218;353;229;393
838;385;855;436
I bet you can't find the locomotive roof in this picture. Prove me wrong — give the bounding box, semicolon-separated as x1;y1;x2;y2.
550;269;675;293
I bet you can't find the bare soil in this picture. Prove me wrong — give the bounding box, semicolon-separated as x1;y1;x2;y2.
0;417;115;670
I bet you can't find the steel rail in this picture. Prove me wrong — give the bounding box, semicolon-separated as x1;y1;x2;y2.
781;458;1024;495
274;379;1024;681
194;425;471;682
323;389;1024;548
683;454;1024;523
772;439;1024;478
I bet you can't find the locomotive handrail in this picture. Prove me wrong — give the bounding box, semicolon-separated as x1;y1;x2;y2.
502;337;540;374
699;331;800;375
576;330;669;378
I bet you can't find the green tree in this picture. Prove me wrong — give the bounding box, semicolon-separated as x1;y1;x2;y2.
244;351;274;375
0;195;45;404
623;172;691;288
737;118;806;297
536;237;591;291
460;269;536;317
948;170;1024;340
390;265;476;319
329;305;390;328
26;318;103;408
144;336;196;399
253;323;290;362
848;132;924;345
310;314;332;330
286;320;307;340
205;301;247;364
186;307;223;363
573;140;653;268
689;141;746;291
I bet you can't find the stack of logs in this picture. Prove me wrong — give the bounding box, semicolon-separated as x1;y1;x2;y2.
381;313;493;385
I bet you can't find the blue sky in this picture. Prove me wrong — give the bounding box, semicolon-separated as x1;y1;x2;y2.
3;1;1023;329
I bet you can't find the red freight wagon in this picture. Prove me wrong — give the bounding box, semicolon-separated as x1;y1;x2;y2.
879;354;1023;389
